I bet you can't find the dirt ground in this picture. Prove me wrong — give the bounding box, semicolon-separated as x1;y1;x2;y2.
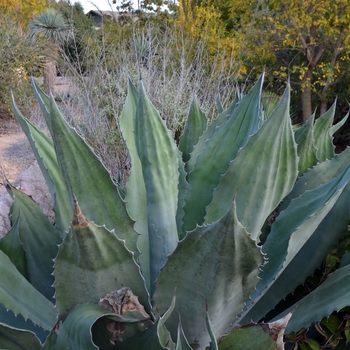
0;112;35;195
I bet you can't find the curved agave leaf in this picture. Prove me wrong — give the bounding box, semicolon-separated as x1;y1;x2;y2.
0;215;27;278
120;80;149;282
186;89;242;175
0;323;42;350
54;201;150;320
133;82;180;296
153;202;264;349
314;102;336;162
294;114;317;176
178;96;207;164
0;249;57;331
11;96;71;234
183;74;263;233
206;85;298;241
0;305;48;344
118;294;177;350
55;303;149;350
206;308;218;350
33;85;137;252
5;187;61;301
239;153;350;325
176;320;193;350
218;326;276;350
273;263;350;334
219;314;291;350
331;112;349;135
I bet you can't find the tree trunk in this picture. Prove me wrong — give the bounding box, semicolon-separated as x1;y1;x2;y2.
301;69;313;122
43;43;59;94
43;59;56;94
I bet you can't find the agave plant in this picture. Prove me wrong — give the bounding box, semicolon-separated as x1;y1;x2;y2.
1;73;350;349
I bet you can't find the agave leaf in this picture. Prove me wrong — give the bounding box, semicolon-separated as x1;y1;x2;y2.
176;150;188;240
153;202;264;349
218;325;276;350
314;102;336;162
183;74;263;232
206;308;219;350
216;95;224;114
176;320;193;350
6;187;61;301
186;90;242;175
54;201;150;320
239;155;350;325
273;264;350;334
331;113;349;135
46;94;138;252
0;323;42;350
55;303;147;350
219;314;291;350
178;96;207;164
134;82;179;296
294;114;318;176
31;77;54;136
0;216;27;278
118;295;177;350
0;249;57;330
0;305;49;344
120;80;151;291
206;85;298;241
11;97;71;234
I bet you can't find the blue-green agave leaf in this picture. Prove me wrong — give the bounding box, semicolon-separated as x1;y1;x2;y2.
178;96;207;164
238;153;350;325
0;215;27;278
294;114;318;176
153;202;264;349
183;74;264;232
217;325;277;350
273;264;350;334
314;102;336;162
11;96;71;234
31;77;54;136
206;84;298;241
0;323;42;350
0;304;48;344
216;95;224;114
0;250;57;331
55;303;147;350
118;295;177;350
206;308;219;350
120;80;151;291
219;314;291;350
186;91;241;175
47;94;137;253
54;200;150;320
6;187;61;301
134;82;179;296
331;113;349;135
176;320;193;350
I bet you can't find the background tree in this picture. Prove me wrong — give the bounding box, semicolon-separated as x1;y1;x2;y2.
28;8;70;93
3;0;48;35
226;0;350;122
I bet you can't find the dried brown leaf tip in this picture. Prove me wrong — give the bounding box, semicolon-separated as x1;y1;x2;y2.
98;287;149;319
261;313;293;350
98;287;151;345
72;197;89;228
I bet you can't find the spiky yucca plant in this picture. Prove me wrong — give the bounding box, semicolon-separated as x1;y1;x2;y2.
1;74;350;349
